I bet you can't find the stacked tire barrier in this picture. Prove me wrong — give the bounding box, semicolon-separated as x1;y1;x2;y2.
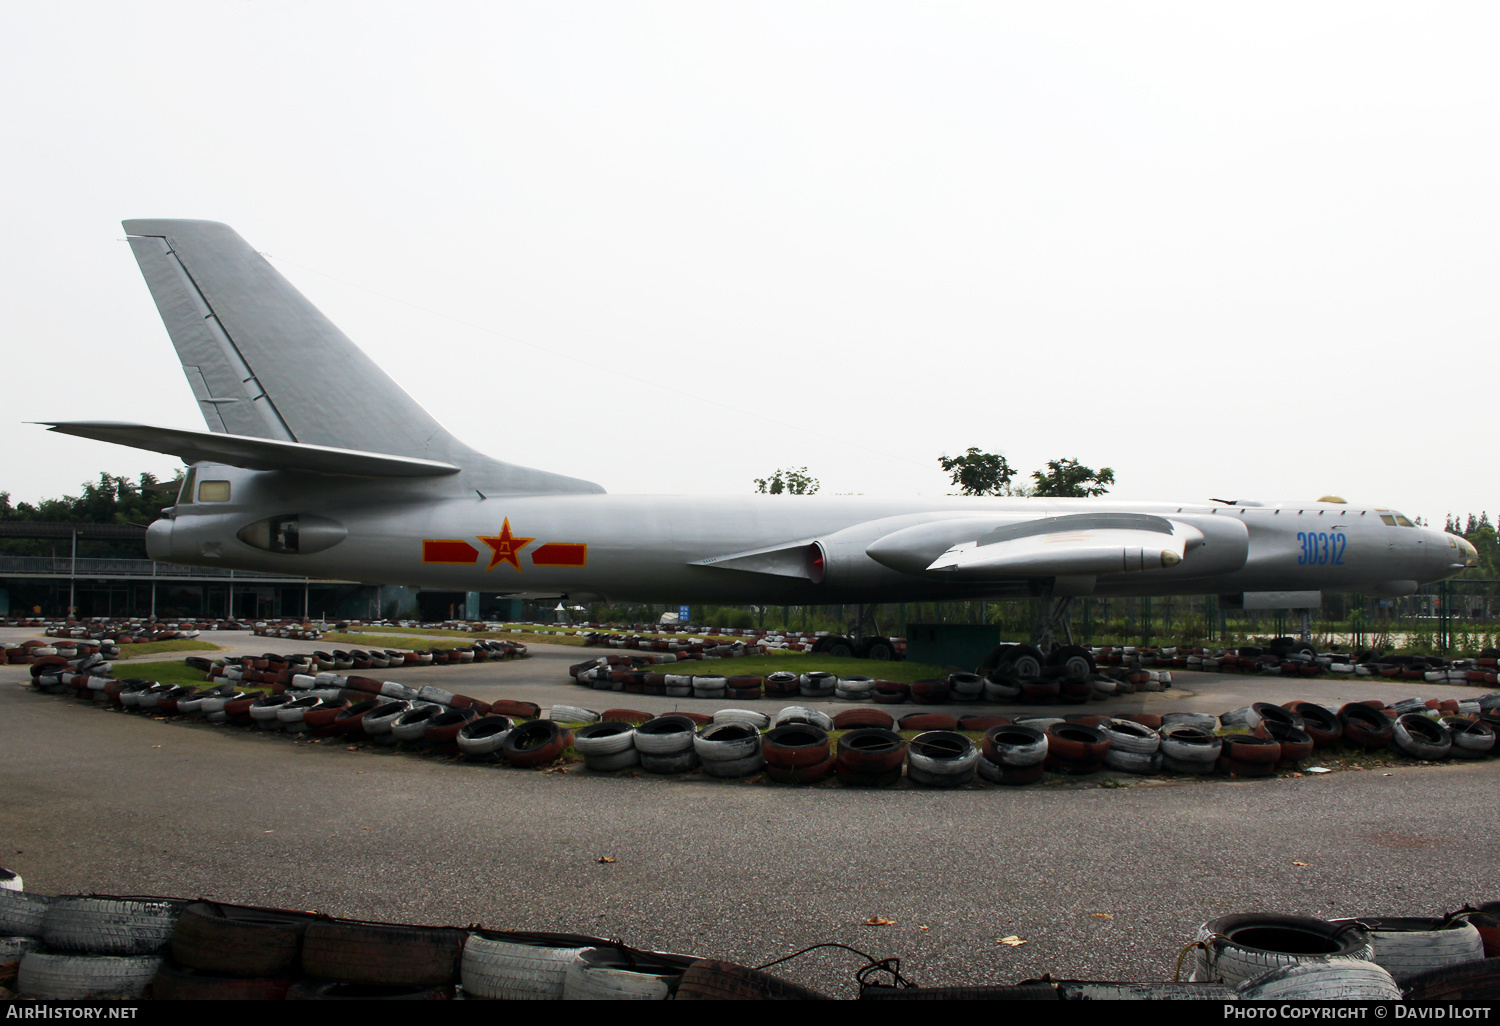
23;643;1500;786
1098;640;1500;688
6;886;1500;1000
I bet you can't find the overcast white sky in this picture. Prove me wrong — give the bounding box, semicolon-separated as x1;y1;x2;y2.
3;2;1496;526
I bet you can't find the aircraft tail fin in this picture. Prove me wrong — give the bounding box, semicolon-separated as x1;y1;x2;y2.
122;220;601;495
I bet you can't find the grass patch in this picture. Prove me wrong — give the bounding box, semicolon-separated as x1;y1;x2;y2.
686;653;948;682
113;639;221;659
113;658;216;688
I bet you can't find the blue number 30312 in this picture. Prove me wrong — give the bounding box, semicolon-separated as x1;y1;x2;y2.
1297;531;1345;566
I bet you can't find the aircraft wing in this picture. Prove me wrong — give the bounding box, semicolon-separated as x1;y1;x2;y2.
39;421;461;478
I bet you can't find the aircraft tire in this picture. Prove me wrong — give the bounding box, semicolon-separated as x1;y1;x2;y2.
1191;914;1372;986
979;644;1017;676
1011;645;1045;679
1391;714;1452;760
502;721;573;767
825;639;855;659
860;638;895;661
676;958;830;1001
980;725;1047;767
16;952;161;1000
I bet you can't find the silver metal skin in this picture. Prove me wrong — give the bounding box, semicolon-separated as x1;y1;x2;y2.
44;220;1475;609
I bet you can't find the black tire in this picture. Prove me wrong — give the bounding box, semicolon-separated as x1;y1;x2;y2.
41;897;183;956
171;901;315;977
1329;917;1484;984
1391;714;1452;760
1050;645;1096;681
1403;958;1500;1000
676;959;830;1000
301;919;465;988
858;637;895;661
826;639;855;659
17;951;162;1000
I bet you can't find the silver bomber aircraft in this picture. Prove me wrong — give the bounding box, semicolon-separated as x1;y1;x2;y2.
40;220;1477;648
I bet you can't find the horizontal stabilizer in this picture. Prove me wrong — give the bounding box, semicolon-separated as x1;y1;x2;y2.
40;421;461;478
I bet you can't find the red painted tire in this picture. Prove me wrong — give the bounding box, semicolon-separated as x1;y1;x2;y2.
835;728;906;784
765;751;837;785
502;721;573;768
1045;723;1109;762
1340;703;1395;748
761;724;831;768
1220;734;1281;764
1021;680;1061;703
1217;755;1276;777
898;713;959;732
1282;702;1342;747
833;709;896;731
488;700;542;720
332;699;382;735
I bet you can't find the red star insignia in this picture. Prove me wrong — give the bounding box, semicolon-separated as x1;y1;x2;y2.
478;518;534;572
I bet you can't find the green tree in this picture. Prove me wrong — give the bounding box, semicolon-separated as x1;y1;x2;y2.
938;448;1018;496
1030;459;1115;498
754;468;819;495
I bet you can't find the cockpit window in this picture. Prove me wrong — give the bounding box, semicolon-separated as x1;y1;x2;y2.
1379;514;1398;527
198;480;231;503
177;468;197;505
1395;515;1415;527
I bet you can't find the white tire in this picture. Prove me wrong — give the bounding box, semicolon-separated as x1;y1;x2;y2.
713;708;771;730
1098;719;1161;755
694;723;762;762
562;949;673;1000
582;749;640;772
700;752;764;778
574;723;637;757
634;718;696;755
549;704;600;724
1328;918;1485;984
1236;959;1401;1000
0;890;49;936
18;952;162;1000
41;897;181;955
461;936;589;1000
1103;748;1162;774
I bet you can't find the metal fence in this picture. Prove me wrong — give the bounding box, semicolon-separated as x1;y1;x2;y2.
0;556;305;581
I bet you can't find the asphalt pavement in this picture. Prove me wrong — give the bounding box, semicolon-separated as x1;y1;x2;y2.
2;628;1496;998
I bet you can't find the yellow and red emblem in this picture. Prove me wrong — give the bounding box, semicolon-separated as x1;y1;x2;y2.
422;519;586;572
